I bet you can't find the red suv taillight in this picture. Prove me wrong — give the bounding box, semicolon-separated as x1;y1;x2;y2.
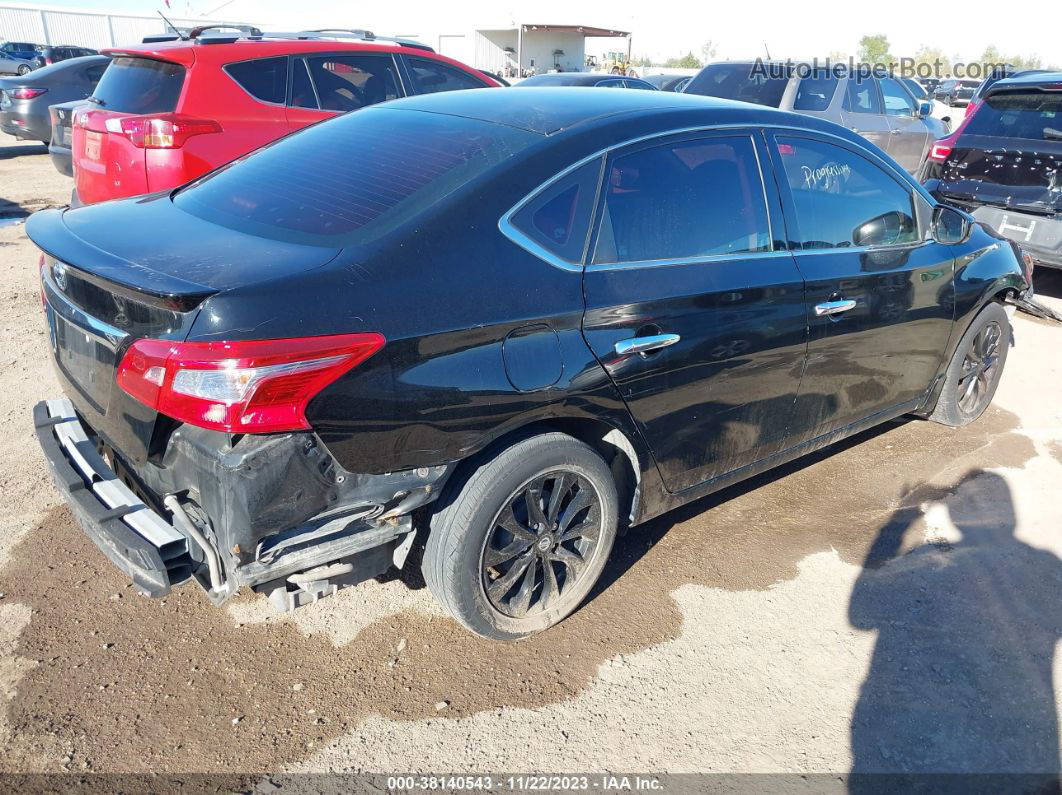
116;334;385;434
104;113;222;149
928;102;982;163
8;87;47;100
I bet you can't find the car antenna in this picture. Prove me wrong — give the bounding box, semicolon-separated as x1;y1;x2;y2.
157;11;186;40
763;42;772;60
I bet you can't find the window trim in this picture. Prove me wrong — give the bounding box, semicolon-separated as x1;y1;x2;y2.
765;129;928;255
499;123;929;272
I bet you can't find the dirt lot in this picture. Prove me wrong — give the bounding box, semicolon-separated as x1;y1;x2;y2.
2;132;1062;776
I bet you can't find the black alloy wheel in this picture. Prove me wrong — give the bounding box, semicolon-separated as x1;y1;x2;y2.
957;320;1002;416
481;471;603;618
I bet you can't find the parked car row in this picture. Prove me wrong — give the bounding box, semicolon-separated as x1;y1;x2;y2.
0;40;98;75
680;62;948;175
0;55;108;144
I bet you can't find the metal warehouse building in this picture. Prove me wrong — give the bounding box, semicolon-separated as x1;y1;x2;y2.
0;2;245;49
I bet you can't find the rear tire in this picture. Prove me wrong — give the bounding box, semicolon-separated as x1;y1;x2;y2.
929;301;1010;427
423;432;618;640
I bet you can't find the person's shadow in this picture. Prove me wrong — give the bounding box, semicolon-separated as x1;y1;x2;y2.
850;470;1062;789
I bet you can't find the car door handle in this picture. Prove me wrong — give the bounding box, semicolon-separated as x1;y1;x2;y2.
814;300;858;317
614;333;681;356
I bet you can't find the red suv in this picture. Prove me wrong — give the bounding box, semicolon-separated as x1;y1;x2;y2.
71;28;499;205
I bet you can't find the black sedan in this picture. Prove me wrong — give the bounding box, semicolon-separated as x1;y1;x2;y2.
0;55;108;144
933;78;980;106
29;88;1028;640
515;72;657;90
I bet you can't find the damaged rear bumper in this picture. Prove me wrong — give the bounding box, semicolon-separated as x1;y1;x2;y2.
33;398;192;597
33;398;452;610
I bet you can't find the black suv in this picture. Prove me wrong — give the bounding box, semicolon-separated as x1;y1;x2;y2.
30;89;1028;639
934;78;980;106
921;71;1062;272
29;45;98;70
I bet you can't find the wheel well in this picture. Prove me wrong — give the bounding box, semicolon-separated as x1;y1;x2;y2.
542;418;641;528
453;418;643;530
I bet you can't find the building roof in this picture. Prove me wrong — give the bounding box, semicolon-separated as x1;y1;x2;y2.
517;24;630;37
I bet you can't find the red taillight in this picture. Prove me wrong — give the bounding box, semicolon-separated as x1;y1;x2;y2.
117;334;385;434
8;87;47;100
104;113;222;149
928;141;954;162
964;100;981;118
929;101;982;163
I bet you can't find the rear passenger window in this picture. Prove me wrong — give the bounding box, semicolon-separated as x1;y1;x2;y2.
592;136;771;264
793;71;839;111
305;55;401;112
844;77;882;114
510;158;601;263
225;56;287;104
405;57;487;94
775;136;918;249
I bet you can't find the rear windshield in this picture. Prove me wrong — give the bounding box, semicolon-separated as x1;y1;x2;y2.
685;63;791;107
90;56;184;114
964;92;1062;141
173;107;539;247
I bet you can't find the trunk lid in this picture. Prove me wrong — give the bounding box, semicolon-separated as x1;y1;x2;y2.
935;89;1062;216
73;55;187;204
937;136;1062;214
28;199;342;462
49;99;84;152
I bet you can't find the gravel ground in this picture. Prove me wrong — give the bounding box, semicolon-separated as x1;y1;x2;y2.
1;131;1061;776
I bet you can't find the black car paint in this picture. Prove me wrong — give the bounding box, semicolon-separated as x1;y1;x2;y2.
47;99;81;176
29;89;1027;602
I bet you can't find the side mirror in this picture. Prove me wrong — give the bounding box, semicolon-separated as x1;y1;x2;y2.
853;211;911;247
931;204;972;245
917;100;932;118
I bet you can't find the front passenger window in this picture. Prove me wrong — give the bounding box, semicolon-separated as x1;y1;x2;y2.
775;136;919;249
405;57;488;94
879;77;917;116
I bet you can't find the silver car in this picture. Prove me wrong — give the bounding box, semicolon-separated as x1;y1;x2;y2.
0;41;40;76
684;62;949;174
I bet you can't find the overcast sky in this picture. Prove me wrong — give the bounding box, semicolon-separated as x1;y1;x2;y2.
28;0;1059;65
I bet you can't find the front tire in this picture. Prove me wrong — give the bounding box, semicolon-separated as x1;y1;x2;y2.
929;301;1010;427
17;64;30;75
423;432;618;640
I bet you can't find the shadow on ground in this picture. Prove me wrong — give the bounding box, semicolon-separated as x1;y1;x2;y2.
850;470;1062;788
0;408;1035;772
